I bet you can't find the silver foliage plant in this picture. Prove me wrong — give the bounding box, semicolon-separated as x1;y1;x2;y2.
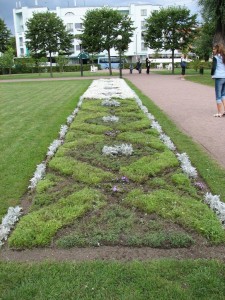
176;153;198;178
160;133;176;151
28;162;46;190
204;193;225;226
102;99;120;107
102;116;119;123
102;144;133;156
0;206;23;248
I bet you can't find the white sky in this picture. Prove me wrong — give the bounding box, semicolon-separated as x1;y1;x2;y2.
0;0;200;35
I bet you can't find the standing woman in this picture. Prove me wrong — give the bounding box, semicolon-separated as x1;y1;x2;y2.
211;44;225;117
146;57;151;74
180;54;187;80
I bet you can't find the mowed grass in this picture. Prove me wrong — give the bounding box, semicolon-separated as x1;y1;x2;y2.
1;260;225;299
0;80;92;219
0;70;119;80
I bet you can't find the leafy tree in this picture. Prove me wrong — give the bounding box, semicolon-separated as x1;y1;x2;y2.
0;48;14;74
3;48;14;74
0;18;11;53
79;7;135;75
25;12;73;77
198;0;225;44
144;6;198;73
193;21;214;61
56;54;69;73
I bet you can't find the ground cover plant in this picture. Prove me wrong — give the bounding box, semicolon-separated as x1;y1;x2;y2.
0;80;92;219
6;78;225;249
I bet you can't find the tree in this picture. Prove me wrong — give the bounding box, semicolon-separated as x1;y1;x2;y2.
0;19;11;53
0;48;14;74
193;21;214;61
79;7;135;75
25;12;73;77
144;6;198;73
56;54;69;73
198;0;225;44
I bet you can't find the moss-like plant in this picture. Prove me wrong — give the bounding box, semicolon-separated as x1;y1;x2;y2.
117;131;166;150
49;156;115;184
124;189;225;244
9;188;106;249
120;150;179;182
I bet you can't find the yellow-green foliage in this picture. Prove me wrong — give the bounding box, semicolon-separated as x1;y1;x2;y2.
64;134;104;148
171;173;191;187
9;188;106;248
36;174;59;193
120;150;179;182
49;156;115;184
81;100;109;112
70;122;109;134
116;118;151;132
117;132;166;150
124;189;225;244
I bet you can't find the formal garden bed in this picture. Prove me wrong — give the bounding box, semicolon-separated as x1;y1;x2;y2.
1;78;225;254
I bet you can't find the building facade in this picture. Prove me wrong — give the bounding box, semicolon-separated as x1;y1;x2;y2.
13;3;182;63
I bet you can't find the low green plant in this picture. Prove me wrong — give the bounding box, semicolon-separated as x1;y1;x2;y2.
49;156;115;184
124;189;225;243
9;188;106;248
120;150;179;182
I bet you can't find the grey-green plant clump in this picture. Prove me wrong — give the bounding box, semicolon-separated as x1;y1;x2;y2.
8;93;225;249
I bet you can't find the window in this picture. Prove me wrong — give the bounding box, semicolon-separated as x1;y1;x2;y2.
69;47;74;53
20;48;24;55
75;23;82;29
19;37;23;47
66;23;73;32
141;42;147;51
76;45;81;51
141;21;146;30
141;9;147;16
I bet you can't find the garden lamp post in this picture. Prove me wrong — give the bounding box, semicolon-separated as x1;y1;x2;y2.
79;43;83;77
117;34;122;78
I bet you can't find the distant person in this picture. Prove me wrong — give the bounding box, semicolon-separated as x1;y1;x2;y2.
129;63;133;74
180;54;187;80
136;58;142;74
211;43;225;117
146;57;151;74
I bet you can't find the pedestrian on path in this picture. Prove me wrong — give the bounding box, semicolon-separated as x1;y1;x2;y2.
180;54;187;80
211;43;225;117
136;58;142;74
146;57;151;74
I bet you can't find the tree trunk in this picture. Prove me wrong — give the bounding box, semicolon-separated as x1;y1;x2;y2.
107;49;112;76
213;0;225;45
50;52;53;78
171;48;175;74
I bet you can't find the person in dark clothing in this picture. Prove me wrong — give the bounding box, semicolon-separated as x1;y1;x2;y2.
136;58;142;74
146;57;151;74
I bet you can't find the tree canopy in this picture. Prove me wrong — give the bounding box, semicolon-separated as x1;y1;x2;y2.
25;12;73;77
198;0;225;44
79;7;135;75
144;6;198;73
0;19;11;53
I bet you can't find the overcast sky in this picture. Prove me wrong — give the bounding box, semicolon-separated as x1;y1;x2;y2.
0;0;200;35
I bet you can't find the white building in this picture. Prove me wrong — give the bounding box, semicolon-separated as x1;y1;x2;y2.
13;2;182;63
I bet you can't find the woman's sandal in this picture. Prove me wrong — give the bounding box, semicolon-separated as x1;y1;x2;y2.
213;113;223;117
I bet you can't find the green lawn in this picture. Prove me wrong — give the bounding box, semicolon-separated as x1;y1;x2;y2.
1;260;225;299
0;80;92;218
